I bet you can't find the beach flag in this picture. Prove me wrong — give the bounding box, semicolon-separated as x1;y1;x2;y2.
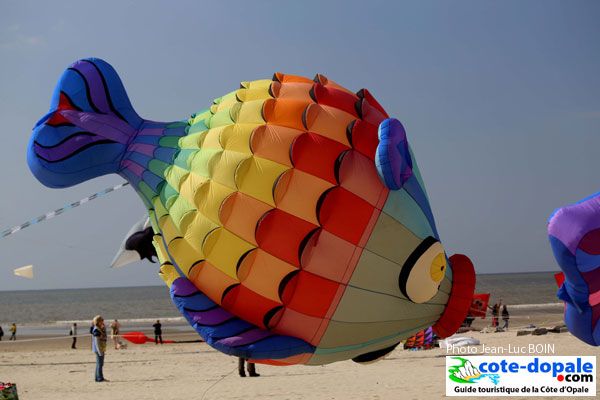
553;272;565;288
13;265;34;279
469;293;490;318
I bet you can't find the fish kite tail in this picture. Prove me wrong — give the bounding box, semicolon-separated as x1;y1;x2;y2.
28;58;186;190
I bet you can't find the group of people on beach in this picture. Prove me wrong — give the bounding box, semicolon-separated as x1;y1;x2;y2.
462;299;510;330
2;317;259;381
490;299;510;330
86;316;258;382
0;323;17;341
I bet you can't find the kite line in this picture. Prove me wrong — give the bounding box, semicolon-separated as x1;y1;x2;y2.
1;182;129;239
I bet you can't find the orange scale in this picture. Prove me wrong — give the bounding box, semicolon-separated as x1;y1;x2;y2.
303;103;354;146
273;72;314;84
337;150;389;207
273;169;333;225
318;187;375;245
314;74;355;95
250;124;303;167
300;229;362;283
237;249;298;303
262;98;310;131
270;81;314;101
219;192;271;245
222;284;283;329
290;132;348;184
188;261;239;305
271;307;325;345
255;209;318;267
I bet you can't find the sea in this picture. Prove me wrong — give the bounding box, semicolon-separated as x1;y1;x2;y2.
0;271;561;331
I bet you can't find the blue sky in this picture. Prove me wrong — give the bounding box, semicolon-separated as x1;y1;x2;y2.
0;0;599;290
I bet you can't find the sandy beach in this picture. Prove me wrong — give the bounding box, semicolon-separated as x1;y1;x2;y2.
1;310;598;400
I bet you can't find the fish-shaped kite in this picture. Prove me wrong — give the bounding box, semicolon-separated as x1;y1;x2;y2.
548;192;600;346
27;58;475;365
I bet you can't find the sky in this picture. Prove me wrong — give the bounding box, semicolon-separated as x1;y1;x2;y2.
0;0;599;290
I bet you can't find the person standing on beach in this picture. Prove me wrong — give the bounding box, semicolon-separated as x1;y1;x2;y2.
238;358;260;377
0;325;4;341
70;323;78;349
9;323;16;340
91;315;108;382
110;319;121;350
153;320;163;345
501;305;510;330
490;303;500;328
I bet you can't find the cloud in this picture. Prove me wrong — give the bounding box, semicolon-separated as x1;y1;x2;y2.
0;25;46;48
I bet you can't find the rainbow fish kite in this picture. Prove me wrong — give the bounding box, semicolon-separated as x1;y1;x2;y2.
27;58;475;365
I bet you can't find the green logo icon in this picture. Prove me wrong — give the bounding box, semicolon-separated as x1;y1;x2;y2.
448;357;500;385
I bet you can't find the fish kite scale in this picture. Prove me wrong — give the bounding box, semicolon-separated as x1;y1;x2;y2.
27;58;476;365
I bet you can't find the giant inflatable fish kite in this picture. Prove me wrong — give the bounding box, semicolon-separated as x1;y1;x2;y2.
28;58;475;365
548;192;600;346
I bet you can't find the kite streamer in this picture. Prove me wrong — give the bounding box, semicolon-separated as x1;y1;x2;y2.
1;182;128;239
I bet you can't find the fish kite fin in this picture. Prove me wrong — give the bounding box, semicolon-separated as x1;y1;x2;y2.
375;118;413;190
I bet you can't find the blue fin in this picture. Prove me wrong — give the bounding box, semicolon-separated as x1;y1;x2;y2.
375;118;413;190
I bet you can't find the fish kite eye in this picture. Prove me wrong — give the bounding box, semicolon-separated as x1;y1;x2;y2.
399;236;446;303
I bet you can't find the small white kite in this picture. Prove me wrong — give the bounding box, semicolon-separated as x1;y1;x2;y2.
14;265;34;279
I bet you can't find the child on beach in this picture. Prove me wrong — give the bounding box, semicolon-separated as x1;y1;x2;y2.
110;319;121;349
91;315;108;382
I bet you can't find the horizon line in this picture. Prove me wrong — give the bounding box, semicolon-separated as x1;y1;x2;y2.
0;269;561;293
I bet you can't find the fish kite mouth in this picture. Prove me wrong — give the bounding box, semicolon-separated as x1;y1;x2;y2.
34;132;117;163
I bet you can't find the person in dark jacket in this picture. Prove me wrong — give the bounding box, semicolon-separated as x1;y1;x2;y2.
153;320;163;344
69;323;78;349
501;305;510;330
